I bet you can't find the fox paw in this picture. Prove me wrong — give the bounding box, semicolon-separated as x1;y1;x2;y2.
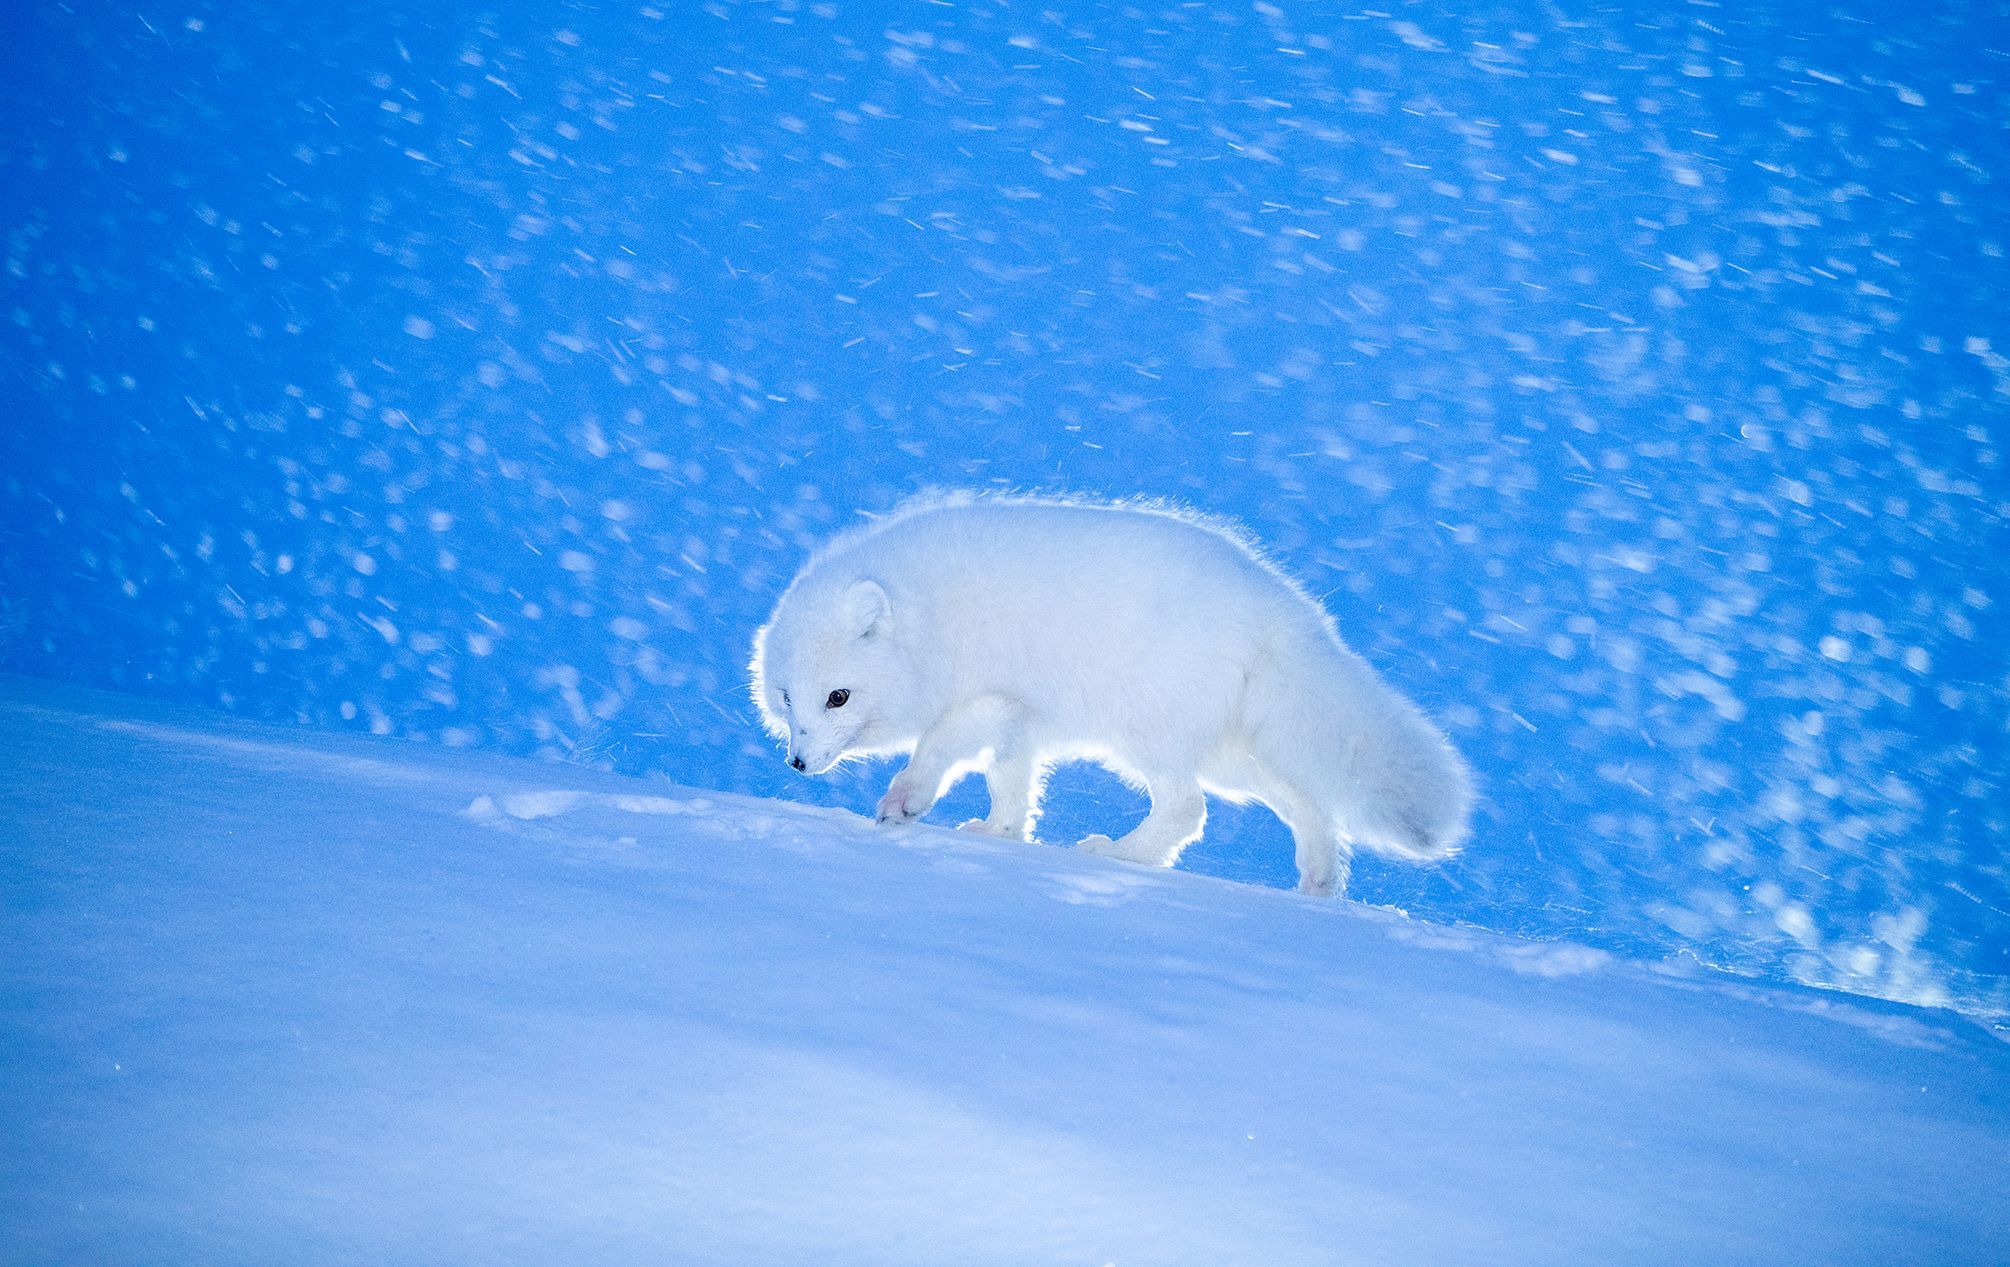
959;818;1028;838
1297;864;1350;898
875;780;930;826
1077;834;1173;867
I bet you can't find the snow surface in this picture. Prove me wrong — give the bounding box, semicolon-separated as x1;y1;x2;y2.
3;675;2005;1265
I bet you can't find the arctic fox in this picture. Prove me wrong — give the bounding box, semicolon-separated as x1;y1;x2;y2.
749;493;1472;896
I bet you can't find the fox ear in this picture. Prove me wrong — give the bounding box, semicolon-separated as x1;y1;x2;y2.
844;580;892;639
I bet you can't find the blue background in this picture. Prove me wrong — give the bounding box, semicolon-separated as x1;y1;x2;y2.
3;0;2005;1017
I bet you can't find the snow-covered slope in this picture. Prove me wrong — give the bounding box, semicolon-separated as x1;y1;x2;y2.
2;674;2005;1266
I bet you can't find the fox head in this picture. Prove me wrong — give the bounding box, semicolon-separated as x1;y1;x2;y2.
750;578;918;775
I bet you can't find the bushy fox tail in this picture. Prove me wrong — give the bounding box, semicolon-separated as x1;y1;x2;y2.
1245;634;1473;862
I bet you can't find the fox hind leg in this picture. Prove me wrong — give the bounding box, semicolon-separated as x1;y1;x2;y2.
1295;836;1352;898
1079;774;1206;869
1255;778;1351;898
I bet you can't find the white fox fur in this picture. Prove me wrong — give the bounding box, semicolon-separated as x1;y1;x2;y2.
749;493;1472;896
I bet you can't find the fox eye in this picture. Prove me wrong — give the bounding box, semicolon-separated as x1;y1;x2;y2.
782;691;791;706
826;689;850;709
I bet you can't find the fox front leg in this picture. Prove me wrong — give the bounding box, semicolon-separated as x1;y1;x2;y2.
959;746;1037;840
875;693;1027;827
874;773;932;825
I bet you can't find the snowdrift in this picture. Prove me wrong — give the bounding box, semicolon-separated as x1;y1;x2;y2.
2;676;2004;1265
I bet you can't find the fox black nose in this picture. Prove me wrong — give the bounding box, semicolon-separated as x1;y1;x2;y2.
790;756;806;772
